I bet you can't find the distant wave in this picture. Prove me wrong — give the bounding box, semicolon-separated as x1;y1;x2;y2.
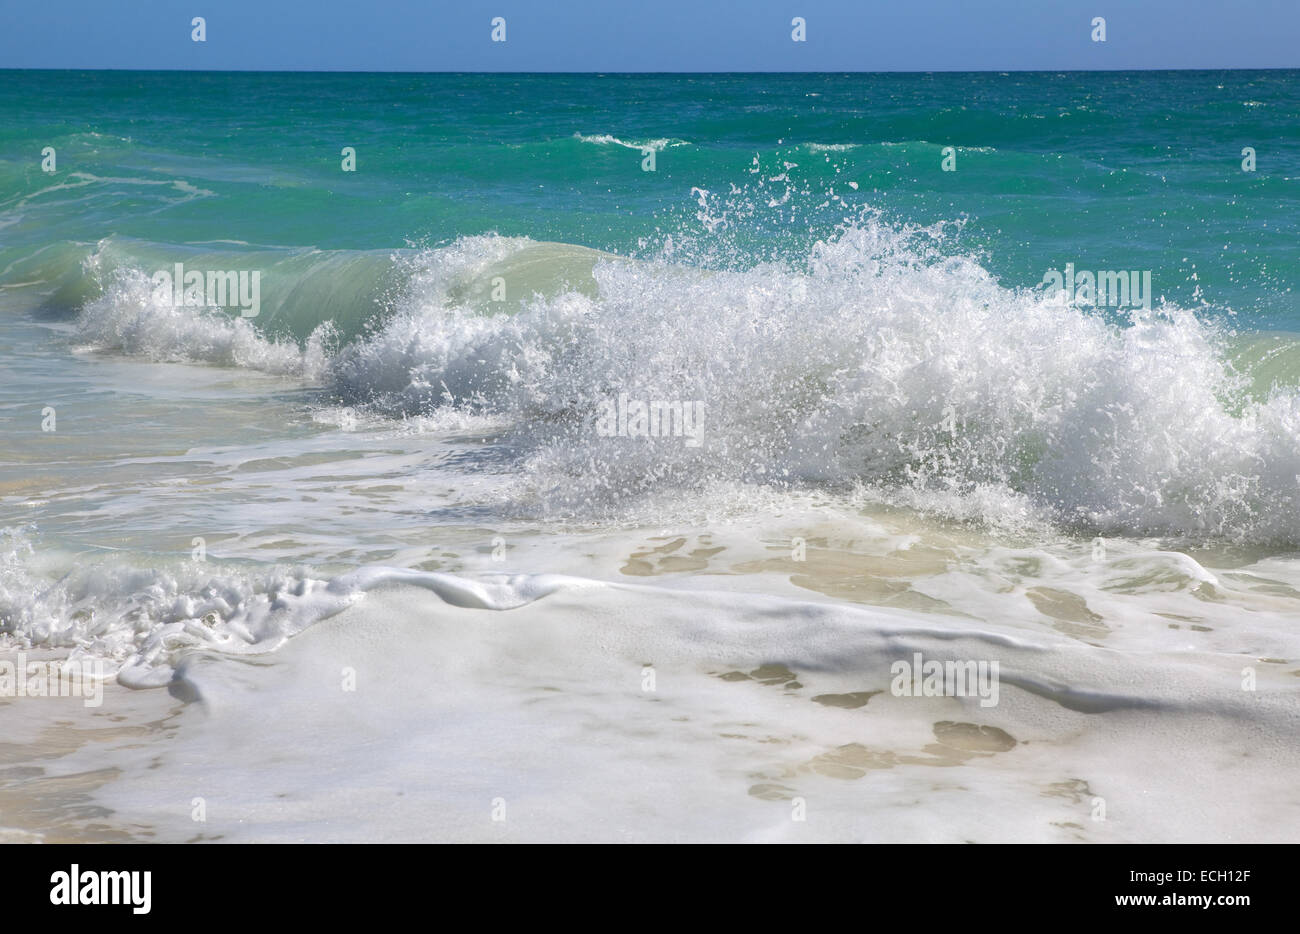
572;132;690;151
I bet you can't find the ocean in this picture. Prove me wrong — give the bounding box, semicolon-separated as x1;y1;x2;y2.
1;69;1298;842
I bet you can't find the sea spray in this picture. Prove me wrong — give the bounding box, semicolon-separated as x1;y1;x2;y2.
69;214;1300;541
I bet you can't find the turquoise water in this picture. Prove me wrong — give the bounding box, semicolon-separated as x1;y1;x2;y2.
1;70;1297;327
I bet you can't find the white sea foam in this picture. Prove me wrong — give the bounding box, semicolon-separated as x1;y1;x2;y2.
75;258;333;377
325;222;1300;542
0;527;569;688
68;213;1300;541
43;575;1300;843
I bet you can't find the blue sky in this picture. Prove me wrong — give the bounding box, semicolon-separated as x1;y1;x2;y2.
1;0;1295;71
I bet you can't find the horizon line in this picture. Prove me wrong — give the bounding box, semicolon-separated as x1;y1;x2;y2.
3;66;1297;75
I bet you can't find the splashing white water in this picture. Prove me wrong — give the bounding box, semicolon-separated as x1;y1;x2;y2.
70;215;1300;541
323;221;1300;540
75;247;335;377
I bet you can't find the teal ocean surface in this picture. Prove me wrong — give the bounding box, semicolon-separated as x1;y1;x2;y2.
2;71;1299;323
1;71;1298;843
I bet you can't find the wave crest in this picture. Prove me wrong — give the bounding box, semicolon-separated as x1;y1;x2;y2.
66;215;1300;542
327;222;1300;540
